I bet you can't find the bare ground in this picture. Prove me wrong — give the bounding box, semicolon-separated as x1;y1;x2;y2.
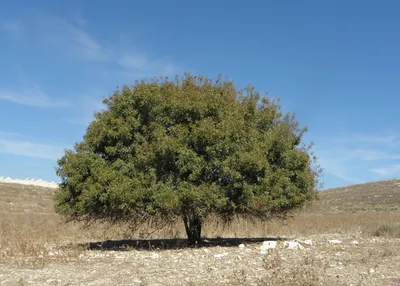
1;180;400;285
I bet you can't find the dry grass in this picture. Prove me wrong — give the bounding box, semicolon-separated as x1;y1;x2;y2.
1;180;400;285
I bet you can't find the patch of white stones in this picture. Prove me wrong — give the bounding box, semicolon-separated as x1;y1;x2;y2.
255;238;359;255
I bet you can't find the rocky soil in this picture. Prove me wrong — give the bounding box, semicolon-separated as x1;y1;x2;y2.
2;234;400;286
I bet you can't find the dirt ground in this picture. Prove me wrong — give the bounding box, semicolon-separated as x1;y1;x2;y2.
2;234;400;285
1;181;400;285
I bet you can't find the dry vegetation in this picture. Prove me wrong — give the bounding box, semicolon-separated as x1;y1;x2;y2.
2;180;400;285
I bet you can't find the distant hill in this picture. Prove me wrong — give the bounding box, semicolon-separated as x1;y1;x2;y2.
0;176;58;188
312;179;400;213
1;178;400;215
0;181;55;215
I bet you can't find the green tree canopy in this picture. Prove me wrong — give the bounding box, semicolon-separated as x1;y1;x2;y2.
54;74;321;244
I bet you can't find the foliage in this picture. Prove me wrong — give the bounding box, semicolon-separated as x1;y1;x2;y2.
54;73;321;243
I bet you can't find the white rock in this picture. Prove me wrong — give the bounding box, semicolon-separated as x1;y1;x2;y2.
238;244;245;248
150;253;161;259
328;239;342;244
262;241;277;249
351;240;359;245
214;253;228;259
294;239;312;246
260;241;277;254
284;241;304;250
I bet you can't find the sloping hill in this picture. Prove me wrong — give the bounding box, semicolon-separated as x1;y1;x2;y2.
0;177;58;215
2;178;400;215
2;178;400;286
0;182;55;215
0;179;400;217
313;179;400;212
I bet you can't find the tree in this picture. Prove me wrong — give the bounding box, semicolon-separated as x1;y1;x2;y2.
54;73;321;244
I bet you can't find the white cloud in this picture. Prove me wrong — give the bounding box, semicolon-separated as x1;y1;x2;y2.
336;133;400;147
72;27;109;61
117;54;180;76
118;54;148;69
350;149;400;161
315;132;400;188
29;14;110;62
4;13;182;82
316;150;361;184
0;139;64;160
29;14;181;74
4;13;183;122
0;85;69;108
64;94;105;126
28;14;167;72
370;165;400;176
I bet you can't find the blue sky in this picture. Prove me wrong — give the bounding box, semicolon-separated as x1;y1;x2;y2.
0;0;399;189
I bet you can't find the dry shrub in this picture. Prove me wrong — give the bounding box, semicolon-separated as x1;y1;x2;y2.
373;224;400;238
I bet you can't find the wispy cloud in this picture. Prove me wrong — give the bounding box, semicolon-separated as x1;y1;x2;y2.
64;94;105;126
0;20;21;34
315;132;400;188
0;85;69;108
27;14;110;62
117;54;180;75
350;149;400;161
336;133;400;147
5;13;183;122
316;150;361;184
5;13;182;77
71;26;109;61
29;14;180;74
0;139;64;160
370;165;400;176
118;54;148;69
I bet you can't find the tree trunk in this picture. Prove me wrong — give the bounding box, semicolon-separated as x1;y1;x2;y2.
183;215;202;245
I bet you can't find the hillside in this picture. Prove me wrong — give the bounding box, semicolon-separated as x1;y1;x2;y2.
0;182;55;215
2;178;400;215
2;179;400;285
315;179;400;212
